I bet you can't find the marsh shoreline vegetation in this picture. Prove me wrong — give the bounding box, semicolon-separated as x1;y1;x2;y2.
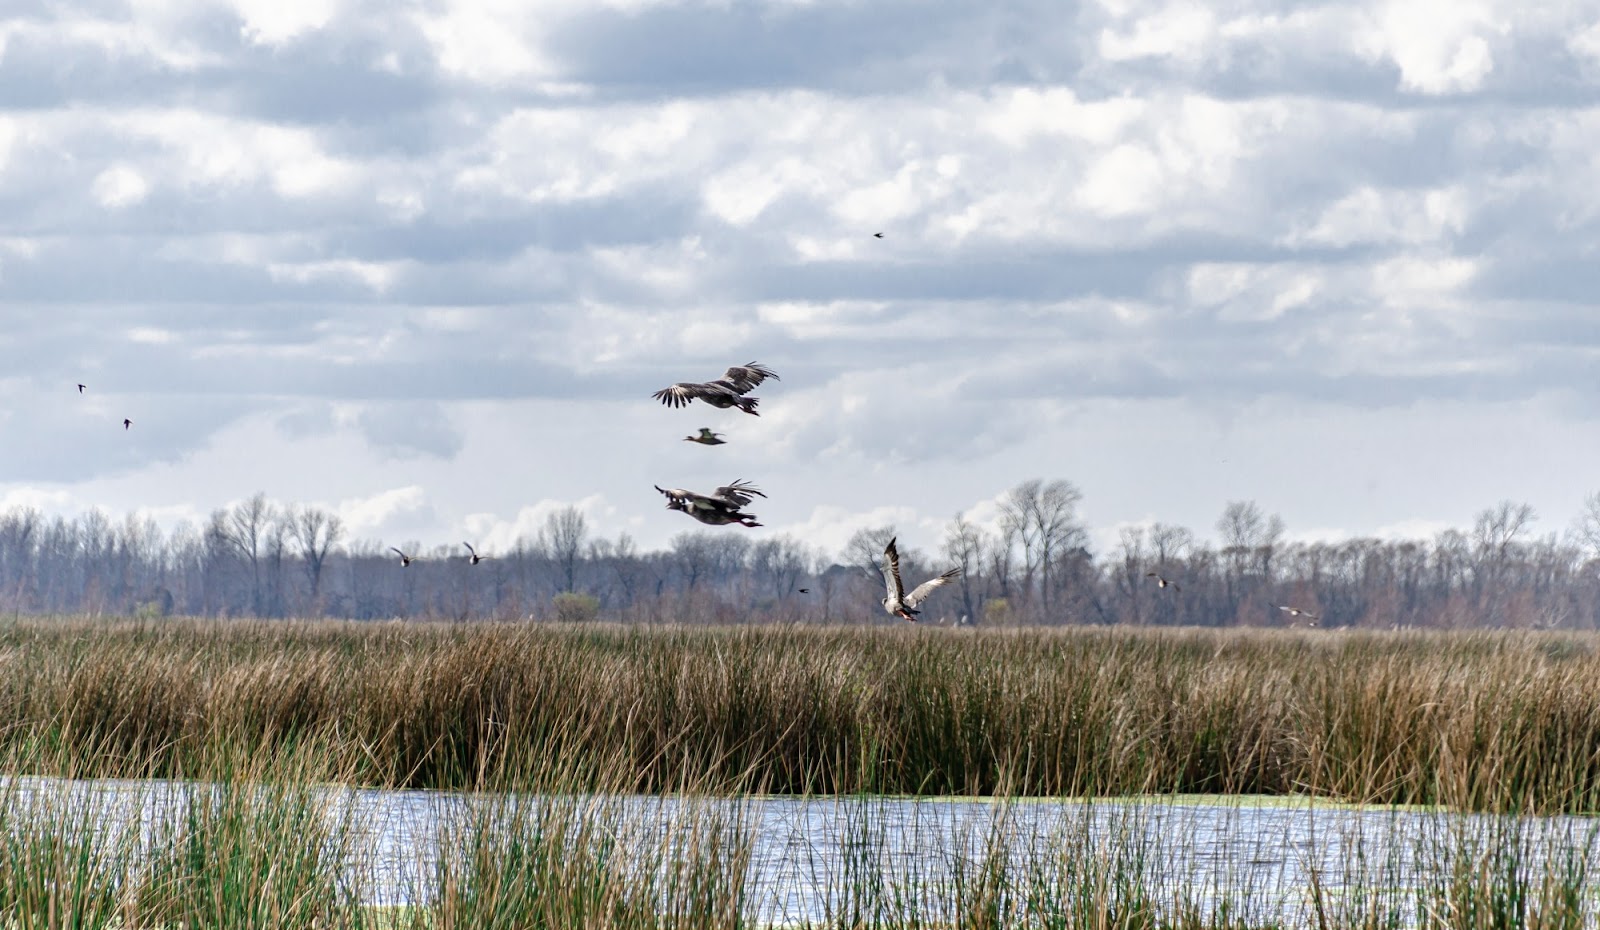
0;619;1593;812
0;619;1594;926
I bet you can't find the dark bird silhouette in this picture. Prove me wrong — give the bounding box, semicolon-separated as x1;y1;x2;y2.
77;384;85;394
464;542;487;565
390;547;413;567
1145;571;1180;592
654;480;765;528
798;588;810;594
873;232;884;238
684;427;726;446
122;418;131;430
881;537;960;622
652;362;778;416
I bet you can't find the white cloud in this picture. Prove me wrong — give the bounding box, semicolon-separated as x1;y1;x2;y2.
1286;185;1470;248
1357;0;1504;94
1097;2;1218;63
91;165;151;209
228;0;339;45
337;486;432;537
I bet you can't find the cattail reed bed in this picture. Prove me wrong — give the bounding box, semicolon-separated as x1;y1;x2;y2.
0;619;1598;810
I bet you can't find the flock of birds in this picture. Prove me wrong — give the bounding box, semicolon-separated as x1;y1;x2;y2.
647;361;961;622
359;360;962;623
1145;571;1318;626
80;355;1315;625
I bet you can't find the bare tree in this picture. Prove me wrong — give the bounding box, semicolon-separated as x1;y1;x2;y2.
292;506;344;611
1472;500;1537;617
999;479;1086;620
541;506;588;594
208;492;276;616
672;532;717;591
942;513;987;624
842;525;897;585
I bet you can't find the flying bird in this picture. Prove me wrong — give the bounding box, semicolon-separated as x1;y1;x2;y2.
390;547;413;567
881;537;960;622
684;428;727;446
464;542;487;565
122;418;131;430
654;479;765;528
873;232;884;239
1145;571;1180;592
1278;605;1318;624
652;362;778;416
798;588;810;594
77;384;85;394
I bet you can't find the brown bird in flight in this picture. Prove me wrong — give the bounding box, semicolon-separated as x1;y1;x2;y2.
1145;571;1179;592
390;547;413;567
655;480;765;528
652;362;778;416
683;428;726;446
463;542;486;565
881;537;960;622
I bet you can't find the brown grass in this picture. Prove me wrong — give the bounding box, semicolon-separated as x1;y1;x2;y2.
0;619;1594;811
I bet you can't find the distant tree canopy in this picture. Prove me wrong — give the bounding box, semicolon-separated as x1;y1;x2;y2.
0;484;1596;629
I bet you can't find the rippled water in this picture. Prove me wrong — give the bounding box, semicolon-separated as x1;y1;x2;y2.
7;777;1598;926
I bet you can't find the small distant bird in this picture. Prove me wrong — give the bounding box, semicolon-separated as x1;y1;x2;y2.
655;480;765;528
652;363;778;416
1145;571;1180;592
1278;605;1318;623
798;588;810;594
390;547;413;567
77;384;85;394
881;537;960;622
684;428;726;446
122;418;131;430
464;542;487;565
873;232;884;239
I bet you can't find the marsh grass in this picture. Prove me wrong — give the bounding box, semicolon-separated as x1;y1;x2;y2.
1;621;1600;811
0;749;1590;927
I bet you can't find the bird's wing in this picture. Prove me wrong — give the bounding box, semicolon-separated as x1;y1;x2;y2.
652;382;729;407
1145;571;1157;577
906;567;961;608
720;362;779;394
656;485;689;503
1276;605;1291;612
390;548;404;556
713;480;766;508
882;538;905;603
679;490;724;512
463;542;476;556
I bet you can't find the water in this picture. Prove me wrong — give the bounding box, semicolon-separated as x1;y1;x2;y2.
5;777;1597;926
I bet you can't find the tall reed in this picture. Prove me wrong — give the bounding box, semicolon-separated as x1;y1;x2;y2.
0;621;1598;810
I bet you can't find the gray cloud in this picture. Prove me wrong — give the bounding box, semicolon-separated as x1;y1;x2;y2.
0;0;1597;551
356;401;464;460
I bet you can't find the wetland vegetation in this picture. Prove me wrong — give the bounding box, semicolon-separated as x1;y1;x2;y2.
0;619;1593;811
0;620;1594;926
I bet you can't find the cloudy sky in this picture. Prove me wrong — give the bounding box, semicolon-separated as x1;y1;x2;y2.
3;0;1600;558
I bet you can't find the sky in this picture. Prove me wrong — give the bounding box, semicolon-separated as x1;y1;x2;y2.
3;0;1600;559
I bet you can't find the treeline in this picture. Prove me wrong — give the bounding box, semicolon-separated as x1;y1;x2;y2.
1;481;1599;628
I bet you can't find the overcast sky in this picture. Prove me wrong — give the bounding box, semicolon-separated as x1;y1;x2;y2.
3;0;1600;558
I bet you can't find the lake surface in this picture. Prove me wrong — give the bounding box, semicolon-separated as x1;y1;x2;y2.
7;776;1598;926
